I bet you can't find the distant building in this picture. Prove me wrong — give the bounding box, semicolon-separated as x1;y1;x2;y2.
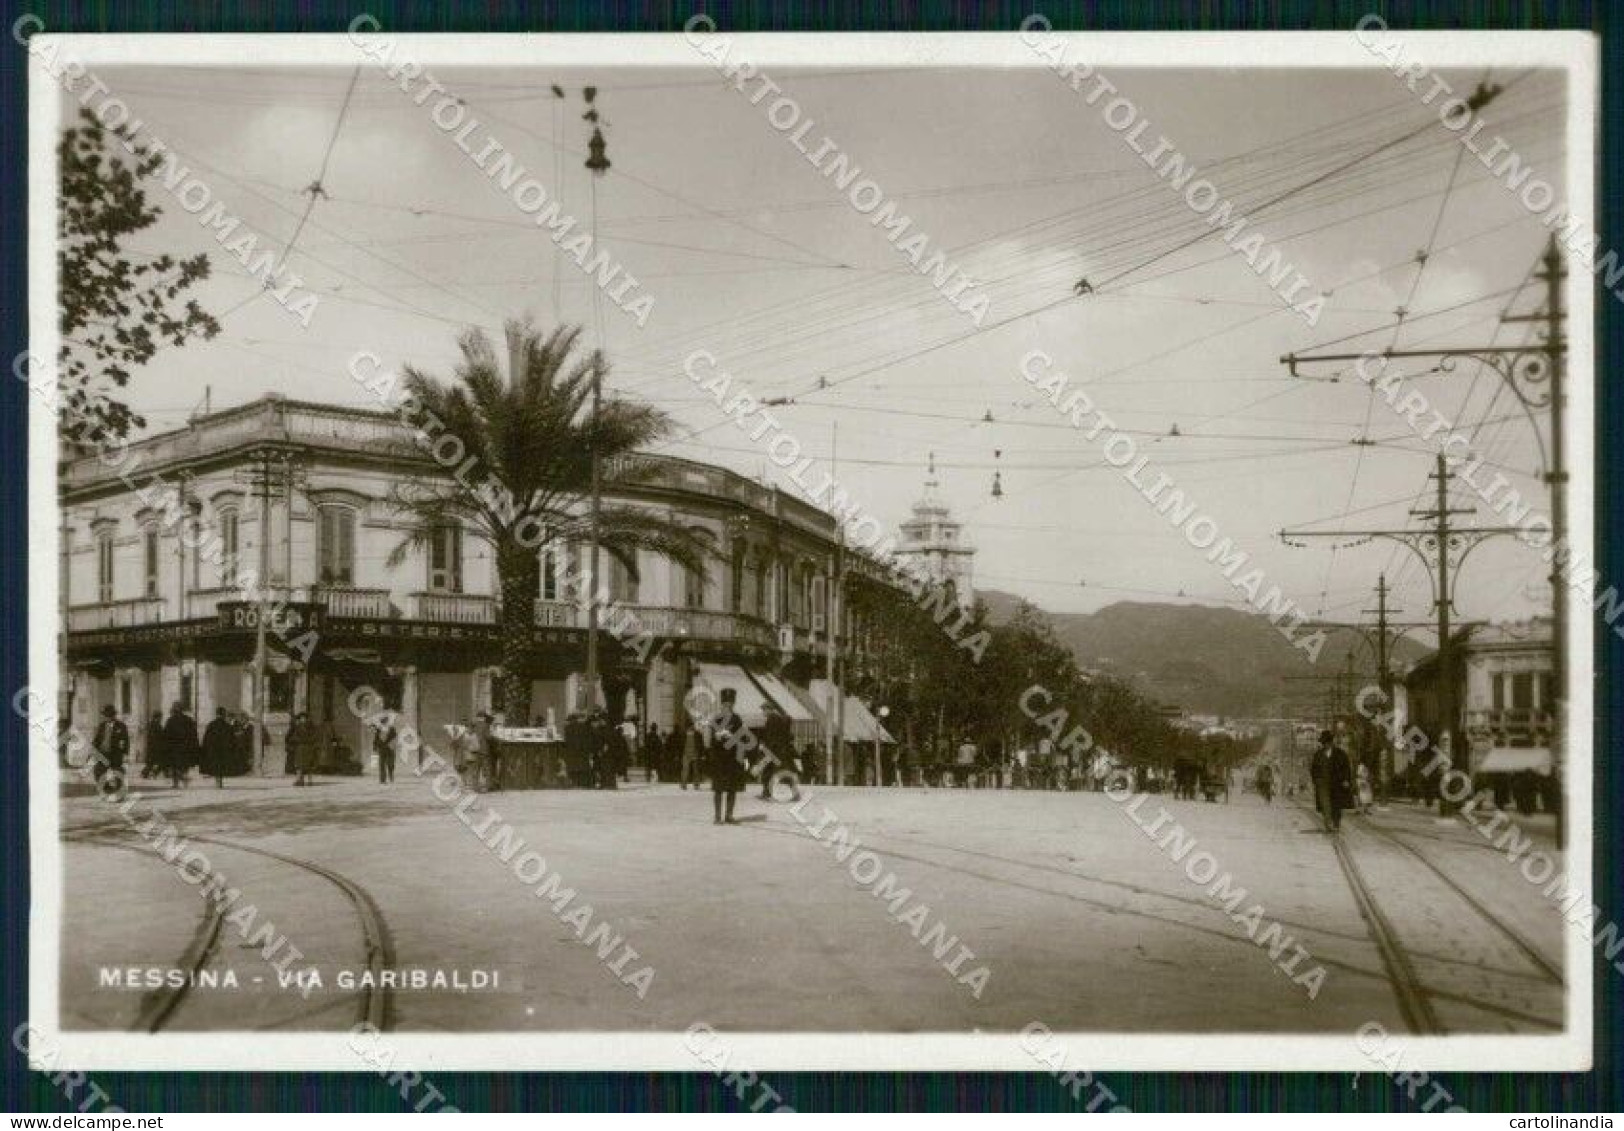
1401;616;1554;777
895;454;975;609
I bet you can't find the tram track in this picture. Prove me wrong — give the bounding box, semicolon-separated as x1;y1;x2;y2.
66;828;396;1033
699;809;1560;1030
1326;817;1445;1035
1357;816;1563;986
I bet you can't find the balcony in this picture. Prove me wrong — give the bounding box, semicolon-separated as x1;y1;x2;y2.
66;597;166;632
1466;707;1553;750
317;586;394;619
412;591;496;624
619;606;776;648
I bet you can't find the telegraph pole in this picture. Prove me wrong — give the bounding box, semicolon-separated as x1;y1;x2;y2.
1282;240;1566;837
1301;573;1435;802
1283;456;1521;815
1504;236;1567;846
581;88;610;716
825;421;845;785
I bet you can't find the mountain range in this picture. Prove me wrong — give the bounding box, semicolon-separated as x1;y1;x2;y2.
979;589;1431;719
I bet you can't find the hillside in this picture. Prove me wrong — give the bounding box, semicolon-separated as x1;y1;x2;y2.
979;589;1427;718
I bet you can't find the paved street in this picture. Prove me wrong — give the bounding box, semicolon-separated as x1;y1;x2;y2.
60;773;1564;1035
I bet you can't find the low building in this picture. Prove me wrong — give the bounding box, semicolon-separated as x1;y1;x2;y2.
1401;617;1554;778
60;395;904;775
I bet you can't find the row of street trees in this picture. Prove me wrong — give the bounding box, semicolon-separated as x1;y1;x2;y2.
847;585;1260;772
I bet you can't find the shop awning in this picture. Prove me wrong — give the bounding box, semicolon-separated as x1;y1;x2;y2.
693;662;774;727
1476;747;1553;774
810;679;894;744
751;670;815;723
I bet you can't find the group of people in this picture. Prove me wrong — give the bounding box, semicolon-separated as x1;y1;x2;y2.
94;701;260;792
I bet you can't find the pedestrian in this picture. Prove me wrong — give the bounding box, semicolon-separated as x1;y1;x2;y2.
91;705;129;795
619;718;637;783
288;711;317;787
563;711;592;789
680;720;703;790
450;717;476;779
590;712;615;790
200;706;235;789
1309;729;1354;833
645;722;662;782
799;740;819;786
709;688;747;824
1356;762;1374;813
141;711;164;779
479;711;502;791
230;712;253;776
1256;762;1275;804
757;702;799;802
956;736;977;788
372;716;398;785
160;700;198;789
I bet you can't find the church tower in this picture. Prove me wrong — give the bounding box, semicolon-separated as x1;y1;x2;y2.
896;453;976;608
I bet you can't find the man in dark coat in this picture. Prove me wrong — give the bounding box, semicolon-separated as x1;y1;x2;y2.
289;712;319;786
757;703;799;801
160;701;198;789
200;706;236;789
709;688;747;824
563;711;592;788
592;712;618;791
373;715;398;785
92;705;129;794
1310;729;1354;833
142;711;165;779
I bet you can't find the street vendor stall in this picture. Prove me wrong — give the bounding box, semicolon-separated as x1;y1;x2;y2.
489;725;570;789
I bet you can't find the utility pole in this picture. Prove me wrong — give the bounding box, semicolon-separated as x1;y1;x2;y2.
236;447;287;775
1301;573;1435;802
581;88;610;716
1282;240;1566;837
825;421;845;786
1504;235;1567;847
1282;456;1520;816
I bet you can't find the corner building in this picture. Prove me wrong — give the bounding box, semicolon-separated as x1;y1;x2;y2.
60;396;902;773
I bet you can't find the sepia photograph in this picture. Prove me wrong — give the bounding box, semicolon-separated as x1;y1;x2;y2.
16;22;1601;1093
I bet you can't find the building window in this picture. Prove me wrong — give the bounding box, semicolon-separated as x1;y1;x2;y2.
811;575;826;630
682;529;714;610
729;544;745;613
604;552;637;604
179;668;194;710
96;530;114;603
143;529;159;598
318;506;356;585
753;557;768;619
1492;672;1506;712
219;509;240;588
1510;672;1534;711
428;524;463;593
539;546;560;601
120;677;132;716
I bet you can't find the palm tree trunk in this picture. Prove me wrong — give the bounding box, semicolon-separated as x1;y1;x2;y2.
497;541;539;723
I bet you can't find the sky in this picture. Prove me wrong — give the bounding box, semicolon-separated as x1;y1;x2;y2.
68;59;1570;642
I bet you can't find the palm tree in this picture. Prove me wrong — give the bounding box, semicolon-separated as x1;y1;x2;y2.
386;319;710;722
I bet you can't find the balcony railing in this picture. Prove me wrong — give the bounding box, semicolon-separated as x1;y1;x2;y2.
318;586;394;619
412;591;496;624
617;606;776;648
1466;707;1553;749
66;597;166;632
